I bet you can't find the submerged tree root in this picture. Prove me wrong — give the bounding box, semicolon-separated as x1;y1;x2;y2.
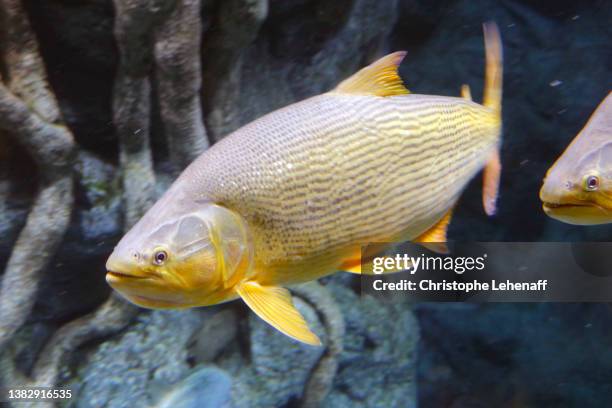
202;0;268;141
112;0;168;227
0;0;75;355
0;3;76;405
0;0;214;396
292;282;345;408
31;294;137;387
155;0;209;172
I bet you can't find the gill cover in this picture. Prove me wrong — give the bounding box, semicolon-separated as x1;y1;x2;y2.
204;204;253;288
129;203;252;291
175;204;253;289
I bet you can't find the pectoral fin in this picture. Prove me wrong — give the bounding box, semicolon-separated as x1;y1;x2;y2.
414;208;453;254
483;149;501;216
236;281;321;346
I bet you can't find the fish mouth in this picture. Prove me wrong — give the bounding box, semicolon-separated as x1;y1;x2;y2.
542;200;603;211
542;201;611;225
106;270;152;281
542;201;588;210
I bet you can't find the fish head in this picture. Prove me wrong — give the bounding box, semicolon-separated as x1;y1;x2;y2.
540;141;612;225
106;203;252;308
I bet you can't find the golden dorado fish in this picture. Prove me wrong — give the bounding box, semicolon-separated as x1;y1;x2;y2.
540;92;612;225
106;23;503;345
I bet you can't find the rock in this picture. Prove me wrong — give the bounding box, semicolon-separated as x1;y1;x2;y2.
187;308;239;363
322;277;418;407
155;366;232;408
58;284;413;408
228;297;326;408
64;310;207;408
415;303;612;408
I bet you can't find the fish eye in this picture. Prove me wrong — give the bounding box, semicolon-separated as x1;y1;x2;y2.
153;250;168;265
584;175;600;191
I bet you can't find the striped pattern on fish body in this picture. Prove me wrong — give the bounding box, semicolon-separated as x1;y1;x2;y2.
105;23;503;345
179;92;500;284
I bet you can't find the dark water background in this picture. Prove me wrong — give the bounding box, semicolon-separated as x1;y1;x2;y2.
0;0;610;407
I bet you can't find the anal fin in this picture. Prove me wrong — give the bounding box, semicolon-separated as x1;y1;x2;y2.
236;281;321;346
340;247;412;274
342;259;366;274
414;208;454;254
342;258;409;275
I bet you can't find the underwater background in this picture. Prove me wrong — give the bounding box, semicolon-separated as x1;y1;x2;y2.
0;0;611;407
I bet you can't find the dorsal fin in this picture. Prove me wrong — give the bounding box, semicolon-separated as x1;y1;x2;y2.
334;51;409;97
